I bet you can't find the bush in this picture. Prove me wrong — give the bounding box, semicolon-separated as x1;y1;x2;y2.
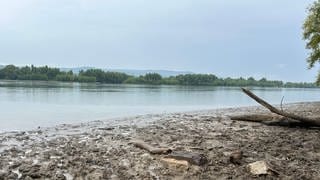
55;74;76;82
123;77;145;84
30;74;48;81
77;75;96;83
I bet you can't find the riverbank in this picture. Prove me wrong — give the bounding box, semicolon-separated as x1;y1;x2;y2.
1;102;320;179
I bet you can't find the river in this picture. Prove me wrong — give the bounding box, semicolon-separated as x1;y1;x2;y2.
0;80;319;131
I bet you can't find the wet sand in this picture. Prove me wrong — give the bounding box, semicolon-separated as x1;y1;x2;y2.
0;102;320;179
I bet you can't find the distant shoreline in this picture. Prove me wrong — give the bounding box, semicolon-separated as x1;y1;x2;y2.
1;79;319;88
0;64;317;88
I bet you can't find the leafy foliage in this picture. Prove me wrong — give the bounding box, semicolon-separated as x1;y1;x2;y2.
176;74;218;85
124;73;162;84
303;0;320;84
144;73;162;82
79;69;129;83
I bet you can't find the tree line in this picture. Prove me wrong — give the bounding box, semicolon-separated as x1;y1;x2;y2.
0;65;317;88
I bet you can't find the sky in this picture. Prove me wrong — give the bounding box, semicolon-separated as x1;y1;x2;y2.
0;0;318;82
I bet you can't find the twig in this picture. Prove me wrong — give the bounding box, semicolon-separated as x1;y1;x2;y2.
164;151;208;166
131;140;172;154
280;96;284;112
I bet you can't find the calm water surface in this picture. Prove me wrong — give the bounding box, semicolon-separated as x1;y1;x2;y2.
0;80;319;131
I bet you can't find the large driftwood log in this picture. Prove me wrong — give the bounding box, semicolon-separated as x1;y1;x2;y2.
241;88;320;127
230;114;309;127
131;140;172;154
230;114;285;122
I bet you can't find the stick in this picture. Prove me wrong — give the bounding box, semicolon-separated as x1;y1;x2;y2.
241;88;320;126
131;140;172;154
161;158;189;166
164;151;208;166
280;96;284;112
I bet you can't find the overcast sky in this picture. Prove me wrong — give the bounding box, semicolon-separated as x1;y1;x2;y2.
0;0;318;82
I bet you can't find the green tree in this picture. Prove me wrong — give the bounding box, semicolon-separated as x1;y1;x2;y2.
1;65;19;79
55;74;75;82
176;74;218;85
77;75;96;82
103;72;130;83
79;69;104;82
303;0;320;84
144;73;162;82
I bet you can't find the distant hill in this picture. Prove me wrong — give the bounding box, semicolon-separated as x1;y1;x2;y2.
61;67;193;77
0;65;4;69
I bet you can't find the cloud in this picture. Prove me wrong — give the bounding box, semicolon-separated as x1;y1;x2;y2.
0;1;31;26
276;63;286;69
0;0;316;82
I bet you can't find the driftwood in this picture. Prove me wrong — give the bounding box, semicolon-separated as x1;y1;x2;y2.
131;140;207;166
238;88;320;127
161;158;189;166
131;140;172;154
229;114;307;127
164;151;208;166
230;114;285;122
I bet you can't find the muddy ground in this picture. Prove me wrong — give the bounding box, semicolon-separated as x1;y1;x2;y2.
0;102;320;180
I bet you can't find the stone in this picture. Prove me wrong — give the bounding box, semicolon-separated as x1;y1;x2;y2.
247;161;269;175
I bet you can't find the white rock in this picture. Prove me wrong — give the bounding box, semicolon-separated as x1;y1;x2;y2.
25;149;32;154
12;169;22;179
247;161;269;175
63;173;74;180
32;159;39;165
119;159;130;168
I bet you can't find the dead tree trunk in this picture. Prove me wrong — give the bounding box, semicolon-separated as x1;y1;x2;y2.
237;88;320;127
230;114;284;122
229;114;308;127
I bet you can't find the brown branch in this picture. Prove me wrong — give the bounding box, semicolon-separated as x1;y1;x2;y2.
164;151;208;166
241;88;320;126
230;114;285;122
131;140;172;154
161;158;189;166
280;96;284;112
229;114;311;127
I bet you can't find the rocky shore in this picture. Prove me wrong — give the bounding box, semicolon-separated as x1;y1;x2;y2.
1;102;320;179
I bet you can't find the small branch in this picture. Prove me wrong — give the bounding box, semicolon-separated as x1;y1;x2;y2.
280;96;284;112
164;151;208;166
131;140;172;154
161;158;189;166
